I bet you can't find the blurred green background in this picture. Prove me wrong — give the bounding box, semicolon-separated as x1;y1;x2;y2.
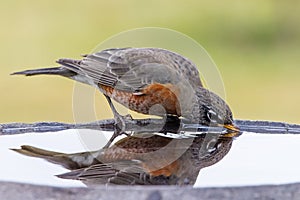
1;0;299;124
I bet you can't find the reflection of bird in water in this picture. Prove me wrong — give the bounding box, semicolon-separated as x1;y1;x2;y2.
12;47;240;185
12;133;235;186
12;48;239;146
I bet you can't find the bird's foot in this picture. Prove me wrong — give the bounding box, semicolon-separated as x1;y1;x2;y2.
103;114;133;148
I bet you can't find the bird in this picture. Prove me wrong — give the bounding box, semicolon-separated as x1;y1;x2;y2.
12;47;239;146
11;47;240;185
12;132;235;186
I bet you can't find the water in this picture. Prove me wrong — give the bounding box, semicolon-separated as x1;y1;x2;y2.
1;130;300;187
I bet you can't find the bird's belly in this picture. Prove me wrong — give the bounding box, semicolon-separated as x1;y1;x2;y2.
100;85;181;116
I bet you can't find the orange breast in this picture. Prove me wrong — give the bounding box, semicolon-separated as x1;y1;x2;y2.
145;160;180;177
99;83;181;116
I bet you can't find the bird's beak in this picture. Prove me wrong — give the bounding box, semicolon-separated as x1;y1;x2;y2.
221;124;241;138
223;124;240;132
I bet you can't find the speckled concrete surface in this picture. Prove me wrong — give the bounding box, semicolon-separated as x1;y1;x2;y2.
1;181;300;200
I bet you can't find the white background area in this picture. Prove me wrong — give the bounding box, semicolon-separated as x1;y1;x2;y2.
1;130;300;188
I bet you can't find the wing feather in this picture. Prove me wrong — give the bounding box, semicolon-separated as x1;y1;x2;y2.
58;48;202;93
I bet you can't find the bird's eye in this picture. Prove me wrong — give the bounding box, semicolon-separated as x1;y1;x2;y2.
207;109;224;124
207;110;218;123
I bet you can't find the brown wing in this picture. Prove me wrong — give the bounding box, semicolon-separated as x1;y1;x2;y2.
57;161;180;185
57;48;202;93
57;160;148;185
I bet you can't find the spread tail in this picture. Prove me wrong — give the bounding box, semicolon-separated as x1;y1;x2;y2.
11;145;102;170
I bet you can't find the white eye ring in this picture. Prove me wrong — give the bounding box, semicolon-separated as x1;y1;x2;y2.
207;109;224;123
207;110;218;123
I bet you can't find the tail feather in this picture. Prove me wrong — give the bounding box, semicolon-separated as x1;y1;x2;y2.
11;67;76;77
11;145;100;170
11;145;62;158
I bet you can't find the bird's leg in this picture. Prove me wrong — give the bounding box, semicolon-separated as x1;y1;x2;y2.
103;95;132;148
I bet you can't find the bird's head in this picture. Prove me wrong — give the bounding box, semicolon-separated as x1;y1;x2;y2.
188;88;240;134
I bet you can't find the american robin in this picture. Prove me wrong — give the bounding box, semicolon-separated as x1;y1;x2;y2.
12;47;239;145
12;133;234;185
11;47;240;185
